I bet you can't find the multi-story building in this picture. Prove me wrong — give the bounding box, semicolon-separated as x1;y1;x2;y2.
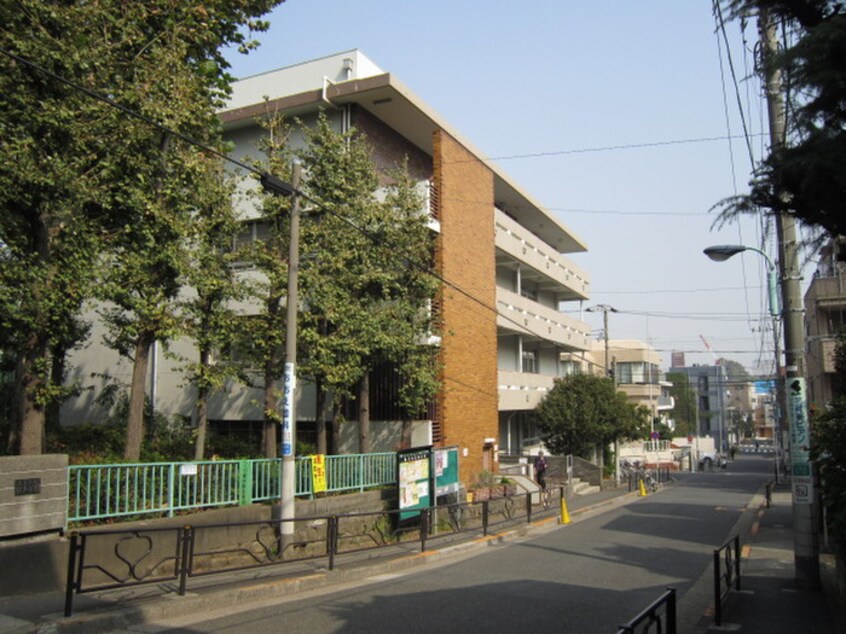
804;236;846;408
666;363;729;450
552;339;674;433
63;51;592;481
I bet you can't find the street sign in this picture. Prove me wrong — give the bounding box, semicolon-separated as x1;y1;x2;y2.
786;377;814;505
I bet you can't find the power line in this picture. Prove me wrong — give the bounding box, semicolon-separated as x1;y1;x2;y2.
3;46;592;355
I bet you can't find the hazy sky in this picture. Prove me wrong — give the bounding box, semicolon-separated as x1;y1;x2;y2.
223;1;811;376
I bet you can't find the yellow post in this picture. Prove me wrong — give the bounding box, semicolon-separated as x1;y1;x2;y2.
638;478;648;497
560;497;571;524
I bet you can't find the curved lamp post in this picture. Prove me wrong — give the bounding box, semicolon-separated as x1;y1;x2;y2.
703;244;784;483
703;245;780;316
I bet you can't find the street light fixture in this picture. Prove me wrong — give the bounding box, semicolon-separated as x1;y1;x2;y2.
703;245;779;317
703;244;784;481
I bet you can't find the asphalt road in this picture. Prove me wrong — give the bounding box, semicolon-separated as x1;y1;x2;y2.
137;455;773;633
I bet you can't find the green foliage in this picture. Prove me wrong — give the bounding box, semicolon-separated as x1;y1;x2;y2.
666;372;698;436
715;1;846;237
717;358;750;381
0;0;282;455
535;374;648;457
812;400;846;549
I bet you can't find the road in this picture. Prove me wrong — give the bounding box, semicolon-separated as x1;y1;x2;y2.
134;455;773;633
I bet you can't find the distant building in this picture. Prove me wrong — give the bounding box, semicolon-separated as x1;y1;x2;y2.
559;339;674;428
666;364;729;450
804;235;846;408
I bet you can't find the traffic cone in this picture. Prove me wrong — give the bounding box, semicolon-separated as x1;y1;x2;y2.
638;478;648;497
560;497;571;524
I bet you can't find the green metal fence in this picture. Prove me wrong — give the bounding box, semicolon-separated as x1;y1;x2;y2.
67;453;397;524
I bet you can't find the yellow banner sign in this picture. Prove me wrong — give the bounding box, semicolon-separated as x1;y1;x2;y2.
311;454;327;494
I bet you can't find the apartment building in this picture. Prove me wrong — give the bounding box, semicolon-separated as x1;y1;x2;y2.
62;51;591;481
804;236;846;408
550;339;674;434
667;363;729;450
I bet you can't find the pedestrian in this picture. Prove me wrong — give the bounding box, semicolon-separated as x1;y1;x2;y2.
534;450;548;490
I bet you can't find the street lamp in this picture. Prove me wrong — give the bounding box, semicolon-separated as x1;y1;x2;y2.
703;245;779;317
703;244;784;479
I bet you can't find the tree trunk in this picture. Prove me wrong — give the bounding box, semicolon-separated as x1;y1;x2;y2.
46;341;67;442
194;348;210;461
16;338;48;455
358;373;370;454
124;334;153;461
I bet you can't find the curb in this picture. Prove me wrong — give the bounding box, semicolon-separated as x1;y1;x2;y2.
5;490;644;634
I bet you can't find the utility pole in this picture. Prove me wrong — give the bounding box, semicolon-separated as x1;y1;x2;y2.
759;5;819;588
280;162;303;543
586;304;617;378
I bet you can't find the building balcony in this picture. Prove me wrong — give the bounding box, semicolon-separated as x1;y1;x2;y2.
498;370;555;411
495;209;589;302
496;288;591;351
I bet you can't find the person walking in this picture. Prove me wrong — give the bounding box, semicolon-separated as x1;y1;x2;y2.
534;450;548;490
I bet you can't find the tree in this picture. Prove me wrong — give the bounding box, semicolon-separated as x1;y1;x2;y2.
296;115;439;454
716;1;846;237
666;372;698;436
717;358;751;382
177;153;246;460
535;374;646;458
0;1;281;456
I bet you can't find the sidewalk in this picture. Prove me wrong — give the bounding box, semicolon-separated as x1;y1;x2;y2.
694;482;845;633
0;486;637;634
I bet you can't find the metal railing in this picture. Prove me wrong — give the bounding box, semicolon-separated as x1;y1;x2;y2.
67;453;397;524
64;488;557;616
713;535;741;626
617;588;677;633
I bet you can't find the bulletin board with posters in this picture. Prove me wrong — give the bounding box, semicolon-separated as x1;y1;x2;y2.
433;446;460;497
397;446;432;522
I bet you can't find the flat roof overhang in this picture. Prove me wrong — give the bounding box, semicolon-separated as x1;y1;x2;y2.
220;73;587;255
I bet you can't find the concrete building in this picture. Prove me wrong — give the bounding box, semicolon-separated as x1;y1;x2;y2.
666;363;729;450
804;236;846;409
554;339;675;431
63;51;591;481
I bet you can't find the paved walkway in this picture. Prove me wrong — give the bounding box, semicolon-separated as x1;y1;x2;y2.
691;482;844;633
0;480;843;633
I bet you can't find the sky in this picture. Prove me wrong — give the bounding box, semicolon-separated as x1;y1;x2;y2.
222;0;812;377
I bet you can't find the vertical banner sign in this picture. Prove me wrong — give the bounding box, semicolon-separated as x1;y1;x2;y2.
397;447;431;522
311;454;327;494
281;362;295;456
787;378;813;504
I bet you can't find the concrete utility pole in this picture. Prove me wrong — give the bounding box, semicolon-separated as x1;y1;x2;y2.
759;6;819;588
280;162;303;542
586;304;617;378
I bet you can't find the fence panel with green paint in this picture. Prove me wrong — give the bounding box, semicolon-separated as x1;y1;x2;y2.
324;453;396;493
68;453;402;524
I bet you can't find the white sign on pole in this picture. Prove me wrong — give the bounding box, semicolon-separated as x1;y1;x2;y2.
281;362;295;456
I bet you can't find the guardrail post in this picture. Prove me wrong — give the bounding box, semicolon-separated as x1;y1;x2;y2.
63;533;79;617
167;463;175;518
714;548;722;626
178;526;192;596
327;515;337;570
733;535;741;591
482;501;489;536
420;509;429;552
238;460;252;506
667;588;677;634
526;492;532;523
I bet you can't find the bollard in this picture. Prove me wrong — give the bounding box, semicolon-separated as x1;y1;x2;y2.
560;497;571;524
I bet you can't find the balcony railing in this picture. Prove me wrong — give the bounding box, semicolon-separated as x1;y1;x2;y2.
496;288;590;350
495;209;589;300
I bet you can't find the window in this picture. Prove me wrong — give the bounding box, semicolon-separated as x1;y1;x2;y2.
559;360;581;377
522;350;538;373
